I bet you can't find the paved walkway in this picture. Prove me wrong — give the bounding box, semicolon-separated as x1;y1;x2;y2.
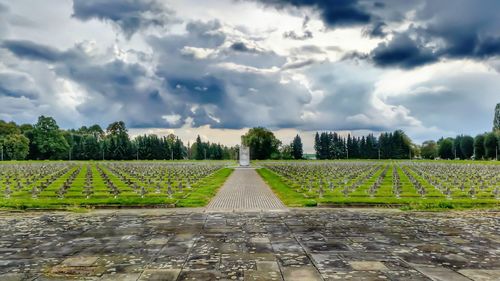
0;209;499;281
206;168;287;211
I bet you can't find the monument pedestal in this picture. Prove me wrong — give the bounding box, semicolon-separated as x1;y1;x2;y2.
239;145;250;167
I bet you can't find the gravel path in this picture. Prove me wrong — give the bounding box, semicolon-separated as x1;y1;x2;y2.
206;168;287;211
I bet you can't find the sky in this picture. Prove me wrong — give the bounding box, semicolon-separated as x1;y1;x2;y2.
0;0;499;153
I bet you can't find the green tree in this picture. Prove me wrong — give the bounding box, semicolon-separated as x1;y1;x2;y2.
83;134;101;160
379;132;391;159
195;135;205;160
32;116;69;159
474;134;486;160
459;135;474;159
438;138;454;159
484;132;498;159
291;134;303;160
2;134;29;160
421;140;438;159
242;127;281;160
0;120;21;136
105;121;131;160
391;130;412;159
314;132;320;159
0;120;30;160
88;124;105;139
172;137;185;160
279;144;293;160
453;135;464;159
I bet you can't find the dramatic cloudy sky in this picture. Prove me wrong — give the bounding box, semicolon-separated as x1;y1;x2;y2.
1;0;499;151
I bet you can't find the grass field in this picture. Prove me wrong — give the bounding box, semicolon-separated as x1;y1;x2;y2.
0;161;233;209
258;160;500;210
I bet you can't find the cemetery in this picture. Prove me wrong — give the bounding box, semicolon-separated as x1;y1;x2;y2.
0;160;499;210
0;162;232;209
0;1;499;278
259;161;500;209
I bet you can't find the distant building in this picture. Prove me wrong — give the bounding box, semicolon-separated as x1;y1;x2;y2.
303;154;316;160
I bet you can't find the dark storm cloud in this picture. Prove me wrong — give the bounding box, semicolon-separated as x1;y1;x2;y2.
367;0;500;68
1;40;66;62
370;33;437;69
1;38;177;127
0;73;38;99
166;76;226;104
253;0;500;68
148;20;308;129
230;42;257;53
2;18;309;130
362;21;386;38
255;0;371;27
72;0;176;38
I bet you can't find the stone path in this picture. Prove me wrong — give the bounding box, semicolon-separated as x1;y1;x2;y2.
206;168;287;211
0;209;499;281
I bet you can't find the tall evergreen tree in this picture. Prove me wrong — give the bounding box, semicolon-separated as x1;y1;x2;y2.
453;135;464;159
106;121;131;160
314;132;320;159
493;103;500;132
291;134;303;160
195;135;204;160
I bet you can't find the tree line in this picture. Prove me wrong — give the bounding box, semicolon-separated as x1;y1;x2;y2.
313;130;415;160
421;106;500;160
241;127;303;160
311;130;499;161
0;116;237;161
422;132;499;160
2;108;498;161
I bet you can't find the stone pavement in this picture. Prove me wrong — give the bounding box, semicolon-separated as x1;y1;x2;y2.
206;168;286;211
0;209;499;281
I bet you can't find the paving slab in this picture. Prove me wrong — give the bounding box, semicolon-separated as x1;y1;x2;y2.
282;266;323;281
100;273;141;281
458;269;500;281
0;209;498;280
62;256;99;267
412;264;472;281
1;273;37;281
349;261;389;271
138;269;180;281
244;270;282;281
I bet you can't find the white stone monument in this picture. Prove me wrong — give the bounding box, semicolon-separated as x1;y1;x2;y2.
239;144;250;167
